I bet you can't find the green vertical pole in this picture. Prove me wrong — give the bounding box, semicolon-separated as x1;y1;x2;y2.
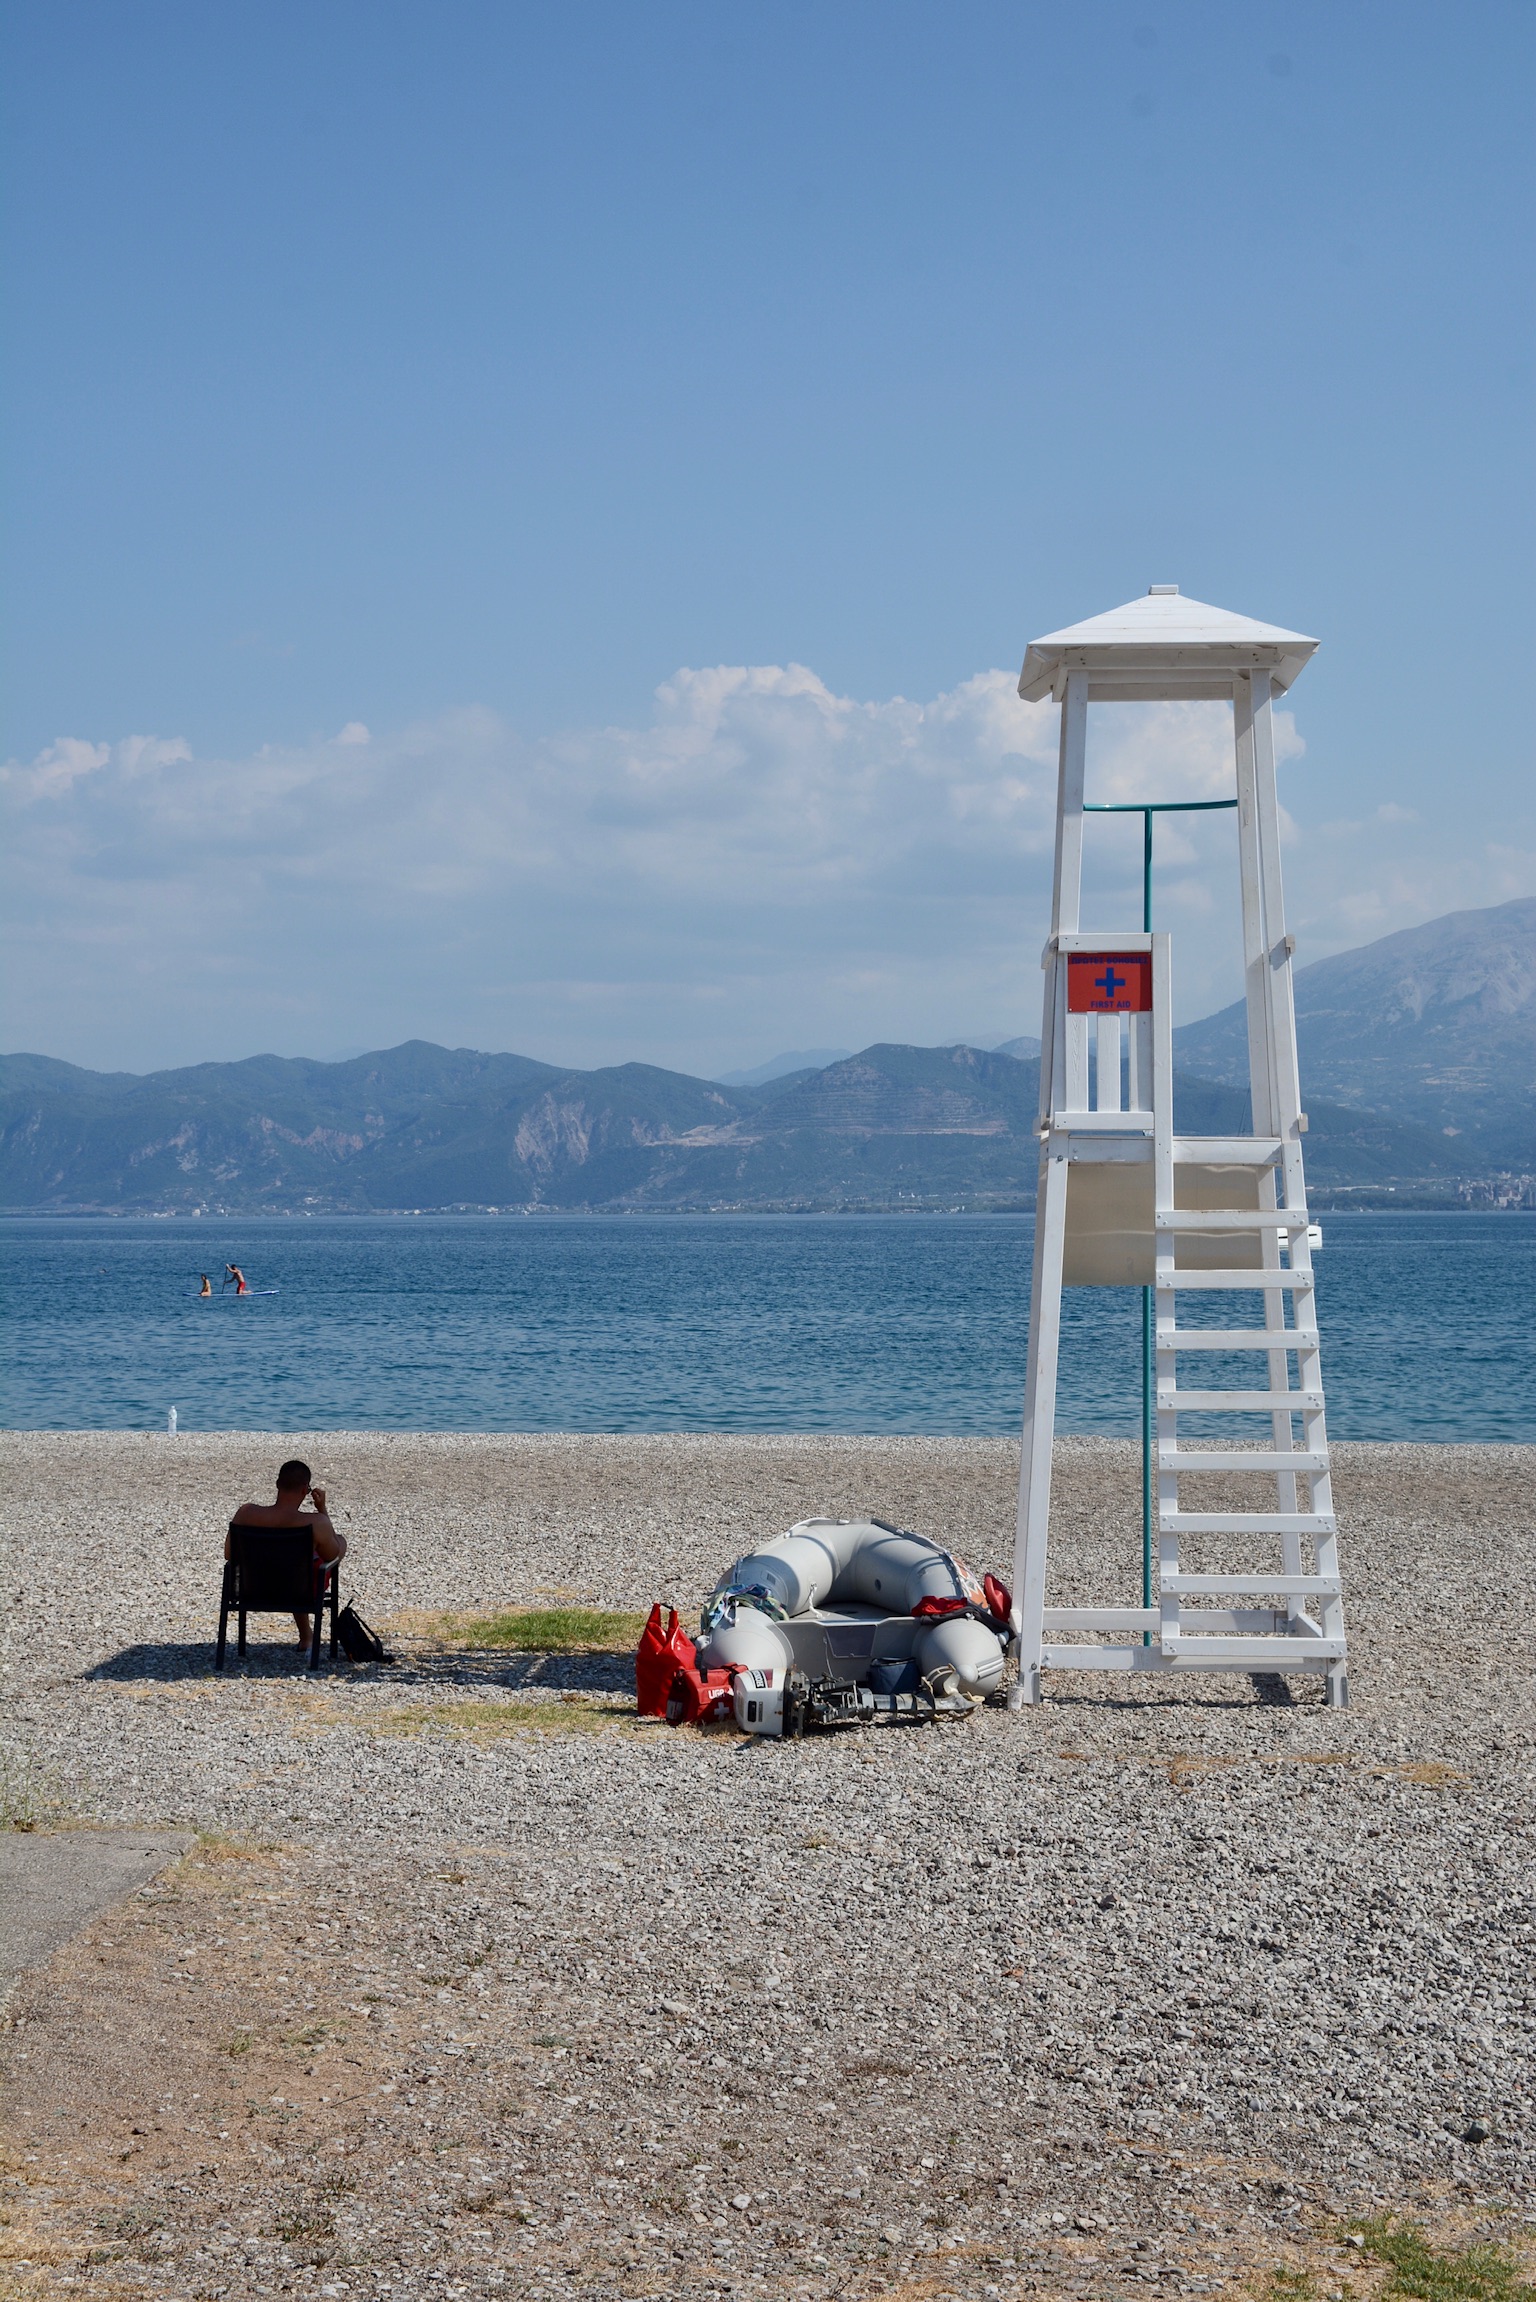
1142;1288;1153;1628
1142;807;1154;1635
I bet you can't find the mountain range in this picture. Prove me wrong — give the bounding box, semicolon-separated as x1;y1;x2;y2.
2;903;1530;1214
1173;896;1535;1167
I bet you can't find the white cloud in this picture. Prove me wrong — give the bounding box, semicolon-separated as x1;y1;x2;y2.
1;734;195;801
2;735;110;797
1;668;1528;1074
117;736;193;777
1087;696;1304;806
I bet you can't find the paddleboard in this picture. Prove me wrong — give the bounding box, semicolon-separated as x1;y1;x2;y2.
189;1288;281;1297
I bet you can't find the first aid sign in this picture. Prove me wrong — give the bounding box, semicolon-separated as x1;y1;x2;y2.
1066;952;1152;1014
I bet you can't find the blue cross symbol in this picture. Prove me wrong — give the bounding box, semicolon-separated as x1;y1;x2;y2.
1094;965;1126;1002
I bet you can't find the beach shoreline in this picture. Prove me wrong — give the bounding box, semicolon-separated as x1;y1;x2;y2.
2;1432;1533;2299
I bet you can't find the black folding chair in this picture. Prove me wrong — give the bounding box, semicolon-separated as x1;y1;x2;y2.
216;1528;340;1670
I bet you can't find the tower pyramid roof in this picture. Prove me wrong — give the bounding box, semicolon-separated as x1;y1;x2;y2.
1019;586;1318;702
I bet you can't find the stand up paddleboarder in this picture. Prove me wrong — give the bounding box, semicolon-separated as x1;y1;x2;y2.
224;1263;248;1295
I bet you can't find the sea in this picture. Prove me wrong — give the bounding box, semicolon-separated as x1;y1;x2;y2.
0;1212;1530;1441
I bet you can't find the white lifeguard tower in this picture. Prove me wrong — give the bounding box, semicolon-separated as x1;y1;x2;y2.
1008;586;1349;1709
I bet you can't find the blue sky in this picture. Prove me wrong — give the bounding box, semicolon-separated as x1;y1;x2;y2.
2;0;1532;1075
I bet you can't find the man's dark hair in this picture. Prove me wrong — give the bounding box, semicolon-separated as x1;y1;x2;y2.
276;1459;312;1493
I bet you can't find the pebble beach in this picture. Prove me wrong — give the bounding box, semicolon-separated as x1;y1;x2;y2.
1;1430;1533;2302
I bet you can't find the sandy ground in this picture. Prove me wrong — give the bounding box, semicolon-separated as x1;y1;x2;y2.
0;1828;192;2001
0;1431;1533;2302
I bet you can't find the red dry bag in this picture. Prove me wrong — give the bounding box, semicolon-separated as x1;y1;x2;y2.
635;1604;696;1717
664;1664;737;1728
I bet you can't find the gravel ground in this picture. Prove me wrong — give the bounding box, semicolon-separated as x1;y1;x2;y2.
1;1431;1533;2302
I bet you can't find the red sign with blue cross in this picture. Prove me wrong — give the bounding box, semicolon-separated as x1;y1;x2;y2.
1067;952;1152;1014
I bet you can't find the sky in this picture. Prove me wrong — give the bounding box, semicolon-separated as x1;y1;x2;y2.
2;0;1531;1078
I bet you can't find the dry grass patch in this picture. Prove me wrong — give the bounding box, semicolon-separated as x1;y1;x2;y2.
283;1684;657;1742
1243;2223;1536;2302
1164;1753;1244;1789
1373;1762;1466;1789
400;1605;650;1653
190;1828;276;1863
1351;2222;1535;2302
0;1751;66;1833
371;1695;637;1742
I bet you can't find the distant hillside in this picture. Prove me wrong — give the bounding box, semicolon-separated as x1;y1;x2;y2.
1173;897;1536;1168
0;1039;1048;1213
714;1048;852;1087
0;1033;1498;1214
0;1040;743;1213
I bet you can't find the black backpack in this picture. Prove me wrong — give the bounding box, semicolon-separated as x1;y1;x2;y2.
336;1603;394;1665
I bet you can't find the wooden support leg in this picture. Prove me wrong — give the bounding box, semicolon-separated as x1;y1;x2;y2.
1010;1144;1069;1709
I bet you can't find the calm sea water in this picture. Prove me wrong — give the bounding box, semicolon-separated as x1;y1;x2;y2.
0;1213;1530;1440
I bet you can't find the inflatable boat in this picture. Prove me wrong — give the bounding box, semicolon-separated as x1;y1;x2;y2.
657;1517;1011;1735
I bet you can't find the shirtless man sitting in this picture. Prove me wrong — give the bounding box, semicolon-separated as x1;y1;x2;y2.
227;1458;347;1648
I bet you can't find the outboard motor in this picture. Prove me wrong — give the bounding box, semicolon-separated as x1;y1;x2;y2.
732;1667;788;1737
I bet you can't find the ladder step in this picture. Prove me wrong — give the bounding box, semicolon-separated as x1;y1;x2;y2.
1158;1389;1325;1411
1157;1270;1314;1291
1156;1210;1309;1231
1159;1449;1328;1472
1155;1328;1321;1352
1158;1634;1346;1663
1042;1607;1157;1632
1161;1573;1342;1596
1159;1512;1337;1535
1171;1137;1283;1164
